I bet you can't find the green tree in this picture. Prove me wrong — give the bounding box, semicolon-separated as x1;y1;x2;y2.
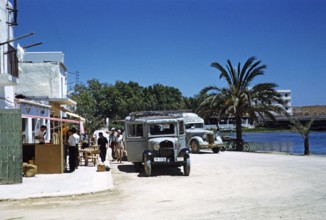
291;119;314;155
144;84;184;110
69;80;107;134
69;79;187;133
116;81;146;115
183;92;208;113
198;56;286;151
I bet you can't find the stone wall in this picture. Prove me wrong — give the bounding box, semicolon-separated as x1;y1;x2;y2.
293;106;326;116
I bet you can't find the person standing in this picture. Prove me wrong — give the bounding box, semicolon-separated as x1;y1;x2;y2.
81;131;89;143
97;132;108;163
67;128;80;172
81;130;89;149
109;128;117;160
35;125;47;144
116;130;126;163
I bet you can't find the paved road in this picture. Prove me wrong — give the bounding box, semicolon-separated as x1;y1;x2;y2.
1;151;326;220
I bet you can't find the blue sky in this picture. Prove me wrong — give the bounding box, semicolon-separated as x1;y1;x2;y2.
15;0;326;106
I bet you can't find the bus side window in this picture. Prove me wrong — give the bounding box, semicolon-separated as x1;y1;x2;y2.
127;124;143;137
179;120;185;134
136;124;143;137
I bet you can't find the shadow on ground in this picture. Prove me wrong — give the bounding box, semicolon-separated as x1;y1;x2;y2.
117;164;185;177
192;149;220;154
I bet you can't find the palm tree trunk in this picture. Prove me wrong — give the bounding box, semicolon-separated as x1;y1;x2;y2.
235;116;243;151
304;137;310;155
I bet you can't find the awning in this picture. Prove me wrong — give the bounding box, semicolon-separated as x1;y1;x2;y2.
22;114;81;124
52;104;86;122
49;98;76;106
16;98;51;108
66;111;86;122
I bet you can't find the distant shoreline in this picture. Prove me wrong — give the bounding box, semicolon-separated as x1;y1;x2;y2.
219;130;326;156
220;128;326;133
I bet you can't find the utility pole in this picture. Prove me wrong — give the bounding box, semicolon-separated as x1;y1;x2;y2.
76;71;79;85
67;71;80;92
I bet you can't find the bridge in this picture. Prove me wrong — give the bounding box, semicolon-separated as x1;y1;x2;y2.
262;115;326;130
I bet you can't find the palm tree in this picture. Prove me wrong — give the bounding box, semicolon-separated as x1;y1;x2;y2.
198;56;286;151
291;119;314;155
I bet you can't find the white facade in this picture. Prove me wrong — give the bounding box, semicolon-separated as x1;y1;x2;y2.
276;89;293;115
16;51;80;143
0;0;18;109
24;52;64;63
16;52;68;99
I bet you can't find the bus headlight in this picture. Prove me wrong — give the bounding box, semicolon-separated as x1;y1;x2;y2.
153;143;160;151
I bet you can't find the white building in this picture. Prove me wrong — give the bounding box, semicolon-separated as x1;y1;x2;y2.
16;52;69;100
0;0;18;109
16;51;83;144
276;89;292;115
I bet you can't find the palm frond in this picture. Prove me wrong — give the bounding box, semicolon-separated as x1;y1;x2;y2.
239;56;256;86
244;64;266;87
210;62;231;85
291;119;314;134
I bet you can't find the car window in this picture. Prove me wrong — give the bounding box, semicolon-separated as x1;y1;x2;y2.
185;123;204;129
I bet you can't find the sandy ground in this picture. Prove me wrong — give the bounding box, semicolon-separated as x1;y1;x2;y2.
110;151;326;220
1;151;326;220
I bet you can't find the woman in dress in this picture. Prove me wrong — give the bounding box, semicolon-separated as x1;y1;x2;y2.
115;130;125;163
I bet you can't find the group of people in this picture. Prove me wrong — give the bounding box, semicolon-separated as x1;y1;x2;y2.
65;127;126;173
34;125;84;173
97;128;126;164
35;124;126;173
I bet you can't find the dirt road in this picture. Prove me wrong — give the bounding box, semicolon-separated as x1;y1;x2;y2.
1;151;326;220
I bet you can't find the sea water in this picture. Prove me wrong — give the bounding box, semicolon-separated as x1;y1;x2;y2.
227;131;326;155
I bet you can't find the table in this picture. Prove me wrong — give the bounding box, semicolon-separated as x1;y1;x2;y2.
79;147;99;166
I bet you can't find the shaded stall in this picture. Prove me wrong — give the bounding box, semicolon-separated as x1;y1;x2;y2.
18;98;85;174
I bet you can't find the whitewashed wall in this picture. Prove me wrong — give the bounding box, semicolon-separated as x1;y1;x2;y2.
0;0;16;109
16;51;68;99
16;62;64;98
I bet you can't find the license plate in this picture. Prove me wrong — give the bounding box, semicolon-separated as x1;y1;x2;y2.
176;157;184;162
154;157;166;162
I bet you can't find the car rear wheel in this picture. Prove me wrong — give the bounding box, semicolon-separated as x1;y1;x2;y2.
190;140;200;153
183;155;191;176
144;158;151;177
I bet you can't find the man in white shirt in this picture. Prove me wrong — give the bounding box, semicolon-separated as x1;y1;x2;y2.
35;125;47;144
67;127;80;172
